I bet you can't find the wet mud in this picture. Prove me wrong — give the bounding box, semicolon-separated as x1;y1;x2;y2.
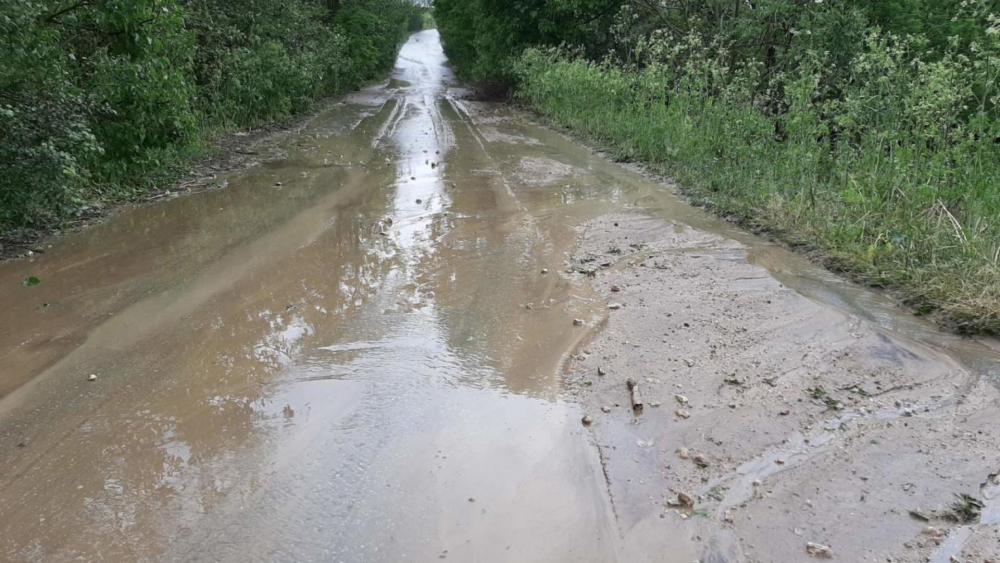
568;214;1000;562
0;29;998;562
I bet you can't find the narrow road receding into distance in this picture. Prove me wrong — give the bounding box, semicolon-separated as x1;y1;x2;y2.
1;30;999;563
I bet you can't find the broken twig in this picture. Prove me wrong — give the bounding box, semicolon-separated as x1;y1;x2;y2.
626;378;643;411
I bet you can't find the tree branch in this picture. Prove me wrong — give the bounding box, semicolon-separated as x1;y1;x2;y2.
44;1;92;24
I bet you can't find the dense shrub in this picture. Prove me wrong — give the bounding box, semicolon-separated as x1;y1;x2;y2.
1;1;94;227
185;0;342;127
0;0;420;236
433;0;620;89
406;7;424;33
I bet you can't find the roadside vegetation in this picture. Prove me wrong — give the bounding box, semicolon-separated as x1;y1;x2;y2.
435;0;1000;334
1;0;424;243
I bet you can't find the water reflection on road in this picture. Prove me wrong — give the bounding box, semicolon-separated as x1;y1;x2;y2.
0;30;620;562
1;29;997;563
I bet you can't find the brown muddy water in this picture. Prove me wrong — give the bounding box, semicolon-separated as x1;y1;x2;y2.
0;30;997;562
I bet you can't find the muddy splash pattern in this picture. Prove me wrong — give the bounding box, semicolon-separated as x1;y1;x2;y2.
1;30;999;563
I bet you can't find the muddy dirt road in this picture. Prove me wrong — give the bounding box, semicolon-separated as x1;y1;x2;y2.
1;30;998;562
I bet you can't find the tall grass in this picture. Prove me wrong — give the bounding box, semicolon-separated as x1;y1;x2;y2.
515;34;1000;334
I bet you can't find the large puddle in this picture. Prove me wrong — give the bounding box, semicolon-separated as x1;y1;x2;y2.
0;30;997;562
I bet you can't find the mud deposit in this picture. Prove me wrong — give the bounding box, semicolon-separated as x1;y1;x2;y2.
0;30;998;563
570;214;1000;562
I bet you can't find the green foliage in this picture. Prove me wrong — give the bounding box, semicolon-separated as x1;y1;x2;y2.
435;0;1000;331
335;1;418;87
185;0;340;127
1;0;103;227
418;9;435;31
1;0;420;236
407;7;427;32
434;0;622;89
515;12;1000;332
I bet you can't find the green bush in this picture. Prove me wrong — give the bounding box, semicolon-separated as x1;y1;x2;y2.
515;20;1000;332
434;0;620;90
407;8;425;32
185;0;345;128
0;0;95;228
0;0;419;237
335;2;415;87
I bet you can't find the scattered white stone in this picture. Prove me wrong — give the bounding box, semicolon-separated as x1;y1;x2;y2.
805;542;832;558
692;453;710;467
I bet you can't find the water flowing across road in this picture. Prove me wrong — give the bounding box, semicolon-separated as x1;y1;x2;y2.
1;30;998;563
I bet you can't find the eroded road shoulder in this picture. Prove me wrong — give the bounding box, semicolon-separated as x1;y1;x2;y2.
568;212;1000;562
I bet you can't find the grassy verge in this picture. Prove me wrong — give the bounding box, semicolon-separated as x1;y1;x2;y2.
514;49;1000;334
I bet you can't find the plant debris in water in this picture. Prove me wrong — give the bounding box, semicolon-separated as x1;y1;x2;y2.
947;493;984;523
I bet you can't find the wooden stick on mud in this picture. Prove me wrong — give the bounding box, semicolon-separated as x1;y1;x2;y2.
626;378;643;412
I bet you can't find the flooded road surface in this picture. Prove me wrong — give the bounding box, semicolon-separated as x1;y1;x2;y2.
1;30;999;563
0;30;617;562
